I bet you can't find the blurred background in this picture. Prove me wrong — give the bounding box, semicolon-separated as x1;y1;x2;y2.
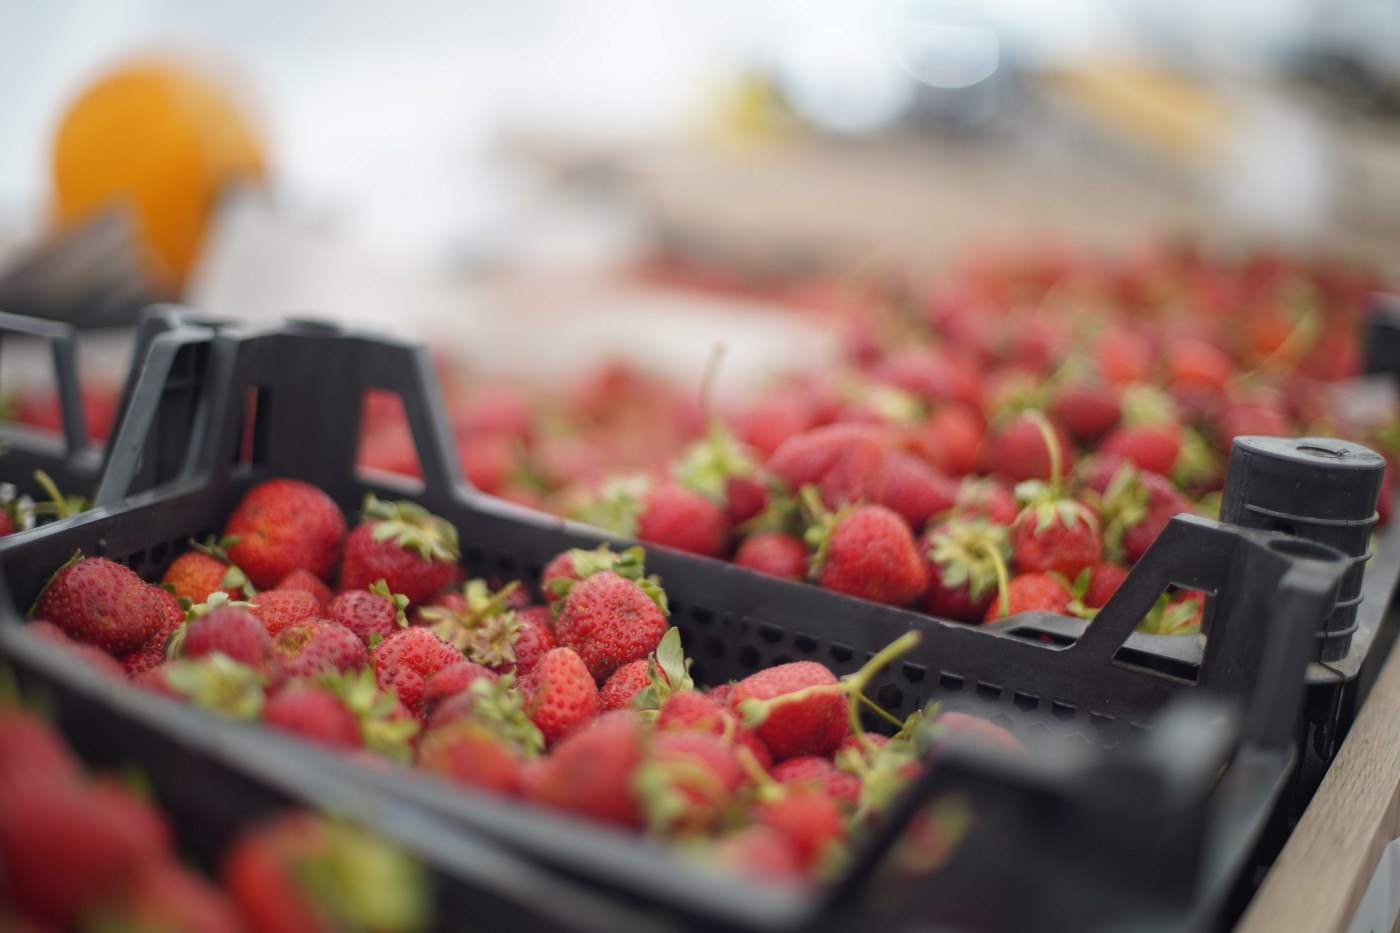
0;0;1397;411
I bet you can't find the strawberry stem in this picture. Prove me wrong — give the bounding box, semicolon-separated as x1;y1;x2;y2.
1021;410;1063;491
976;538;1012;619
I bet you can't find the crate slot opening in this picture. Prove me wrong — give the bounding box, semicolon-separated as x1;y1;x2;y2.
354;389;423;488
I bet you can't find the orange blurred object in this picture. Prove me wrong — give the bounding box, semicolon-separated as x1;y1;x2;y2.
51;59;267;290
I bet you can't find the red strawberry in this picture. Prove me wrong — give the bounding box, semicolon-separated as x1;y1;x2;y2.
178;605;277;676
810;503;927;607
24;620;128;678
35;556;168;654
765;423;890;508
0;707;78;783
709;827;806;884
771;756;860;806
909;403;984;477
416;580;525;673
161;542;250;604
1166;338;1234;395
1051;381;1121;443
248;589;322;637
869;346;982;408
510;606;556;675
222;813;426;933
1090;462;1191;564
572;479;731;558
262;683;363;751
920;518;1012;624
554;571;669;683
984;572;1072;622
731;393;819;458
0;777;169;927
638;730;746;835
540;544;652;609
878;452;957;531
728;662;848;763
272;621;368;680
119;590;186;677
734;532;809;580
1100;423;1182;477
1082;563;1129;609
329;581;409;647
754;787;846;872
89;860;244;933
1094;326;1154;386
273;569;333;609
340;495;459;605
519;647;600;745
707;683;734;706
952;478;1019;525
421;662;500;721
981;412;1072;484
224;479;346;589
1009;485;1102;580
599;658;656;711
417;720;524;796
529;713;644;829
371;627;465;721
656;690;771;771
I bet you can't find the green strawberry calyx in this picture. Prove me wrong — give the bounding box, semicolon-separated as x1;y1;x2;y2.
190;534;255;596
323;668;421;763
926;518;1011;608
673;425;758;505
1136;592;1205;637
1012;480;1099;536
418;579;522;667
161;655;266;720
1089;462;1148;563
633;627;694;712
544;544;658;607
362;494;460;564
452;672;545;757
566;475;647;539
292;819;430;933
799;485;846;583
368;580;411;630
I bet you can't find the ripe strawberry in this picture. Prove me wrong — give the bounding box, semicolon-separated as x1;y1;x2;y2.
734;532;809;580
707;683;734;706
1050;381;1121;443
869;345;982;408
1166;338;1234;395
509;605;556;675
809;503;927;607
264;682;364;750
178;605;277;676
529;713;644;829
224;479;347;589
249;589;322;637
638;730;747;835
340;495;459;605
571;478;731;558
1082;562;1129;609
765;423;891;508
554;571;669;682
981;412;1072;484
540;544;653;609
119;589;186;677
422;662;499;717
1089;462;1191;563
878;452;957;531
728;662;848;763
329;581;409;647
709;827;806;884
910;403;984;478
0;777;169;927
273;568;333;609
1100;423;1182;477
656;690;772;771
920;518;1012;624
24;620;128;678
755;787;846;872
731;392;819;458
416;579;524;672
984;572;1072;622
161;540;250;604
771;756;860;806
222;813;426;933
599;658;656;711
519;647;600;745
272;621;368;681
0;707;78;783
35;556;168;654
418;720;524;796
88;860;244;933
371;627;465;721
1094;326;1154;386
1009;484;1102;580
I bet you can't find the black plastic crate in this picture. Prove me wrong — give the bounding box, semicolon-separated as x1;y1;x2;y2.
0;306;217;512
0;320;1353;933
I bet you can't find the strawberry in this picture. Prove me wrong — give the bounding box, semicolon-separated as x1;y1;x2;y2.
421;661;499;717
981;411;1072;484
656;690;771;771
176;604;277;677
262;683;364;751
869;346;982;408
910;403;984;477
0;707;78;783
1166;337;1234;396
707;683;734;706
731;392;819;458
1009;483;1101;581
571;477;731;558
599;658;657;711
248;589;323;637
984;572;1072;621
415;579;523;671
952;477;1019;525
509;605;556;675
754;786;846;872
132;655;267;720
519;647;601;745
1100;423;1182;477
88;860;244;933
637;730;747;835
119;589;186;677
672;419;763;526
1082;562;1129;609
878;452;957;531
920;518;1012;624
371;627;465;721
34;556;168;655
1089;461;1191;563
765;423;890;508
222;813;427;933
1050;381;1121;443
554;571;669;683
417;720;525;796
540;544;653;609
272;621;368;680
0;777;169;927
928;711;1027;757
341;495;459;605
808;502;927;607
224;479;347;589
161;538;250;604
1138;592;1206;636
734;532;809;580
24;621;127;678
728;662;848;763
329;581;409;647
529;713;644;829
770;756;860;806
1094;326;1155;385
273;568;333;610
708;827;806;884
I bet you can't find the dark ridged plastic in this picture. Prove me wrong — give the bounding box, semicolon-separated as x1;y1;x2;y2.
0;321;1351;933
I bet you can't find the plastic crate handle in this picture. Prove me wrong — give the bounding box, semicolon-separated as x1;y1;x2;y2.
0;310;88;458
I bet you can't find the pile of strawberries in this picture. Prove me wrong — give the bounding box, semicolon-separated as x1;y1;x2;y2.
0;702;427;932
24;478;1021;886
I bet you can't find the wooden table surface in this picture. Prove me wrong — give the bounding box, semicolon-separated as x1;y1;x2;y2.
1237;639;1400;933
